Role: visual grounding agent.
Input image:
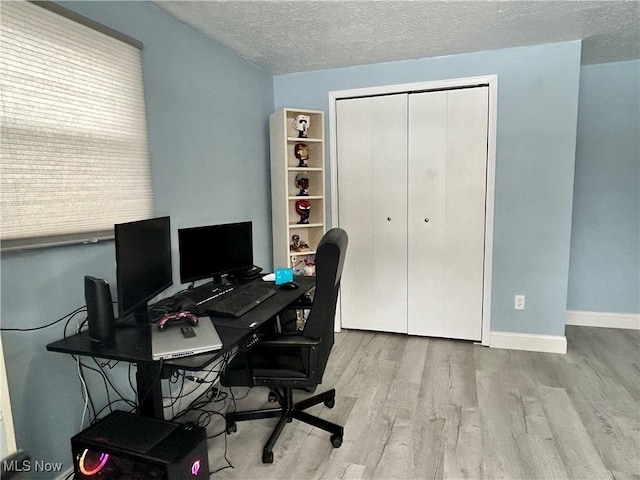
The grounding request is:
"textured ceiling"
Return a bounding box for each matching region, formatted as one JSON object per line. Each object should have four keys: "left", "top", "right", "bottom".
{"left": 155, "top": 1, "right": 640, "bottom": 75}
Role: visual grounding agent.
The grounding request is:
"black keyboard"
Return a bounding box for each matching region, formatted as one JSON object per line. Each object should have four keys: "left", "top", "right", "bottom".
{"left": 185, "top": 283, "right": 235, "bottom": 306}
{"left": 204, "top": 284, "right": 276, "bottom": 318}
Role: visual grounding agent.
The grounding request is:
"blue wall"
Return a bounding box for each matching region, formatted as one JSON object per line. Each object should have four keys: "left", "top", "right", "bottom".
{"left": 568, "top": 60, "right": 640, "bottom": 314}
{"left": 0, "top": 1, "right": 273, "bottom": 473}
{"left": 1, "top": 3, "right": 636, "bottom": 475}
{"left": 274, "top": 41, "right": 582, "bottom": 337}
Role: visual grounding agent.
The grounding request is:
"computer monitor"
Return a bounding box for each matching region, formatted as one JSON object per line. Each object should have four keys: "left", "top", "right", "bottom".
{"left": 115, "top": 216, "right": 173, "bottom": 323}
{"left": 178, "top": 221, "right": 253, "bottom": 284}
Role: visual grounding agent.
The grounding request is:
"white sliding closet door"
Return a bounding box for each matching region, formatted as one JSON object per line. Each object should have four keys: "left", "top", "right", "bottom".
{"left": 337, "top": 95, "right": 408, "bottom": 333}
{"left": 336, "top": 85, "right": 489, "bottom": 341}
{"left": 407, "top": 87, "right": 488, "bottom": 340}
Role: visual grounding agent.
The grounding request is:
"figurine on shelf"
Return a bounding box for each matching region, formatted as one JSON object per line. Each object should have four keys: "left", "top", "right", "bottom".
{"left": 290, "top": 234, "right": 309, "bottom": 252}
{"left": 294, "top": 143, "right": 309, "bottom": 167}
{"left": 303, "top": 255, "right": 316, "bottom": 276}
{"left": 296, "top": 309, "right": 308, "bottom": 331}
{"left": 291, "top": 256, "right": 305, "bottom": 276}
{"left": 295, "top": 200, "right": 311, "bottom": 224}
{"left": 290, "top": 234, "right": 300, "bottom": 251}
{"left": 293, "top": 114, "right": 310, "bottom": 138}
{"left": 295, "top": 173, "right": 309, "bottom": 196}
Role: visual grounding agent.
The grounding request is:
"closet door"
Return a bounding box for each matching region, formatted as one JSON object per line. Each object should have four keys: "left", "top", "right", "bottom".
{"left": 337, "top": 94, "right": 408, "bottom": 333}
{"left": 407, "top": 87, "right": 488, "bottom": 340}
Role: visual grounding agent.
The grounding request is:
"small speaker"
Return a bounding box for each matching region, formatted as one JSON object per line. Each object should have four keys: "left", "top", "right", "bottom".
{"left": 85, "top": 276, "right": 115, "bottom": 346}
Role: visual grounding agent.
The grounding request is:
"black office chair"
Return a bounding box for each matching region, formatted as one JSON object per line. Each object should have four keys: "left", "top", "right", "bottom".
{"left": 221, "top": 228, "right": 348, "bottom": 464}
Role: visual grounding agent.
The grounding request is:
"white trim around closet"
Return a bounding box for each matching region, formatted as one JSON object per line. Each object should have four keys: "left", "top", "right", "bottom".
{"left": 328, "top": 75, "right": 498, "bottom": 345}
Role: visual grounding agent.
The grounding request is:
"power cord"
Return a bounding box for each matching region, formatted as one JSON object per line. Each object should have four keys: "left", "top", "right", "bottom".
{"left": 75, "top": 357, "right": 137, "bottom": 425}
{"left": 1, "top": 305, "right": 86, "bottom": 332}
{"left": 77, "top": 355, "right": 90, "bottom": 430}
{"left": 173, "top": 355, "right": 236, "bottom": 477}
{"left": 169, "top": 356, "right": 228, "bottom": 421}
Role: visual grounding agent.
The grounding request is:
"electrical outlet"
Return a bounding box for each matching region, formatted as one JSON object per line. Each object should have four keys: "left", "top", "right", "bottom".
{"left": 515, "top": 295, "right": 525, "bottom": 310}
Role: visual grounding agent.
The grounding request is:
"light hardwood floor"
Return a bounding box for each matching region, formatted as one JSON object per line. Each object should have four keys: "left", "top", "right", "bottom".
{"left": 207, "top": 326, "right": 639, "bottom": 479}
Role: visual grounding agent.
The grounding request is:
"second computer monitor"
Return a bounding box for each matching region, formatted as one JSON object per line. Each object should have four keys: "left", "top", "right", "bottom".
{"left": 115, "top": 216, "right": 173, "bottom": 322}
{"left": 178, "top": 221, "right": 253, "bottom": 284}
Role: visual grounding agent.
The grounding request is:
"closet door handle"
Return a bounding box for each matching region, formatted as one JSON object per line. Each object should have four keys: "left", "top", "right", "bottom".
{"left": 424, "top": 218, "right": 430, "bottom": 223}
{"left": 387, "top": 217, "right": 392, "bottom": 221}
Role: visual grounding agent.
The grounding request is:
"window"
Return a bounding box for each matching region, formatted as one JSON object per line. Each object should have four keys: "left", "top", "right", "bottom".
{"left": 0, "top": 1, "right": 154, "bottom": 251}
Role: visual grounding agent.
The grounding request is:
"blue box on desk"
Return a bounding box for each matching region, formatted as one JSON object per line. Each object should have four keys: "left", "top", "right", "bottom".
{"left": 275, "top": 268, "right": 294, "bottom": 285}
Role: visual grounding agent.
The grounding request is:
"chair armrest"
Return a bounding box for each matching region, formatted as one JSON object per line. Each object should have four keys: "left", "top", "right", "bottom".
{"left": 252, "top": 334, "right": 323, "bottom": 385}
{"left": 258, "top": 334, "right": 321, "bottom": 348}
{"left": 287, "top": 296, "right": 313, "bottom": 309}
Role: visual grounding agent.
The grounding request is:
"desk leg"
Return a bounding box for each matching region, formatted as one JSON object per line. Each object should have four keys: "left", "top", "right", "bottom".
{"left": 135, "top": 362, "right": 164, "bottom": 419}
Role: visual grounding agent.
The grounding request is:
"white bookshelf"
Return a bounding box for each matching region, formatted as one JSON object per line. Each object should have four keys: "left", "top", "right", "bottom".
{"left": 269, "top": 108, "right": 326, "bottom": 275}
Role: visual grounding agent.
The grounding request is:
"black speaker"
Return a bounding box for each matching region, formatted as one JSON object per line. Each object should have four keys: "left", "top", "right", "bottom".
{"left": 85, "top": 276, "right": 115, "bottom": 346}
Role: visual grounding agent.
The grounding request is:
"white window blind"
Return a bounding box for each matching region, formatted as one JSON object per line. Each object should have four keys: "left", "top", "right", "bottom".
{"left": 0, "top": 1, "right": 154, "bottom": 251}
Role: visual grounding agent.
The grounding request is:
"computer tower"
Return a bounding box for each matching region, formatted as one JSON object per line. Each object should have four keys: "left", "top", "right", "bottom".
{"left": 71, "top": 411, "right": 209, "bottom": 479}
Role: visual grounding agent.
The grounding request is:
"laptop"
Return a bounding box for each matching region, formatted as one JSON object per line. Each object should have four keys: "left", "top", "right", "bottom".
{"left": 151, "top": 317, "right": 222, "bottom": 361}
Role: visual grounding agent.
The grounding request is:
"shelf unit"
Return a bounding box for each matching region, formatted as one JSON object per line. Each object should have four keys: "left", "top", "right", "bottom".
{"left": 270, "top": 108, "right": 326, "bottom": 275}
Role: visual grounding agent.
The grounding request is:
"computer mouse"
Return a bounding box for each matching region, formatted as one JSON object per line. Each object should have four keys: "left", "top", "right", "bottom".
{"left": 280, "top": 282, "right": 299, "bottom": 290}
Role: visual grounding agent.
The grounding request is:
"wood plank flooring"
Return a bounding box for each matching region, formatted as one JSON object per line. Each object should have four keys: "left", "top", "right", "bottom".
{"left": 206, "top": 326, "right": 639, "bottom": 479}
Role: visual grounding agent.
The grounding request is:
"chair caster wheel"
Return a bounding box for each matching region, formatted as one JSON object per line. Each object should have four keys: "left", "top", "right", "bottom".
{"left": 262, "top": 450, "right": 274, "bottom": 464}
{"left": 330, "top": 434, "right": 343, "bottom": 448}
{"left": 324, "top": 397, "right": 335, "bottom": 408}
{"left": 226, "top": 421, "right": 237, "bottom": 434}
{"left": 268, "top": 391, "right": 278, "bottom": 402}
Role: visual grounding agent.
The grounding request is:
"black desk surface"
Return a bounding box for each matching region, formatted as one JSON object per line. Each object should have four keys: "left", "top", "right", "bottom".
{"left": 46, "top": 276, "right": 315, "bottom": 372}
{"left": 207, "top": 276, "right": 315, "bottom": 330}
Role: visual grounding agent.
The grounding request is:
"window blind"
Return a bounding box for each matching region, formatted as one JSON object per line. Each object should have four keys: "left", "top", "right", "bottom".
{"left": 0, "top": 1, "right": 154, "bottom": 251}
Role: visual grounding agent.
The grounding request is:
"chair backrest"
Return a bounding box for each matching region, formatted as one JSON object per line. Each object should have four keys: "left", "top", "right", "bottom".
{"left": 302, "top": 228, "right": 348, "bottom": 381}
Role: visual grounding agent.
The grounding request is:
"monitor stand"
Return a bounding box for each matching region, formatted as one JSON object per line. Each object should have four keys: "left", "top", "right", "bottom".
{"left": 124, "top": 303, "right": 151, "bottom": 324}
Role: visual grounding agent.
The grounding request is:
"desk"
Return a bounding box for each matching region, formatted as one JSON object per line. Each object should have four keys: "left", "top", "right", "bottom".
{"left": 47, "top": 276, "right": 315, "bottom": 419}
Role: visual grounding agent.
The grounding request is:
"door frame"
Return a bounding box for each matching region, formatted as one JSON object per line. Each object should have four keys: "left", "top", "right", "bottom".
{"left": 328, "top": 75, "right": 498, "bottom": 346}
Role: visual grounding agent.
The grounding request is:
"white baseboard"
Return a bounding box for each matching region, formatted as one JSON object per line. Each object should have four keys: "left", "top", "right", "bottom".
{"left": 490, "top": 331, "right": 567, "bottom": 354}
{"left": 566, "top": 310, "right": 640, "bottom": 330}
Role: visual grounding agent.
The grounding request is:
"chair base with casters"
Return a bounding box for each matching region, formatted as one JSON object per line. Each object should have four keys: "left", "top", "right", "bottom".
{"left": 225, "top": 386, "right": 343, "bottom": 464}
